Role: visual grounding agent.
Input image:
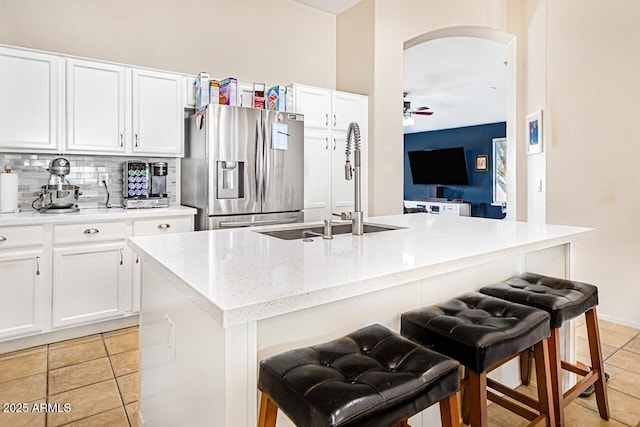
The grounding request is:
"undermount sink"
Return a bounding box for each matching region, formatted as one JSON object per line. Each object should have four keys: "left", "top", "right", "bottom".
{"left": 257, "top": 223, "right": 404, "bottom": 240}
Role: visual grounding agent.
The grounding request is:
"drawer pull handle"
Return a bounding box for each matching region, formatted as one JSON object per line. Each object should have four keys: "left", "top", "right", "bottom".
{"left": 135, "top": 133, "right": 139, "bottom": 148}
{"left": 136, "top": 254, "right": 140, "bottom": 264}
{"left": 333, "top": 114, "right": 337, "bottom": 127}
{"left": 36, "top": 256, "right": 40, "bottom": 276}
{"left": 157, "top": 223, "right": 171, "bottom": 230}
{"left": 83, "top": 228, "right": 99, "bottom": 234}
{"left": 325, "top": 113, "right": 328, "bottom": 127}
{"left": 325, "top": 137, "right": 328, "bottom": 150}
{"left": 119, "top": 248, "right": 124, "bottom": 266}
{"left": 120, "top": 133, "right": 124, "bottom": 147}
{"left": 0, "top": 236, "right": 6, "bottom": 242}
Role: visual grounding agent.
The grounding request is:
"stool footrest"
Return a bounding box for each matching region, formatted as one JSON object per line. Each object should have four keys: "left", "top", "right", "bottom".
{"left": 561, "top": 360, "right": 590, "bottom": 376}
{"left": 563, "top": 370, "right": 598, "bottom": 406}
{"left": 487, "top": 390, "right": 538, "bottom": 421}
{"left": 487, "top": 378, "right": 540, "bottom": 411}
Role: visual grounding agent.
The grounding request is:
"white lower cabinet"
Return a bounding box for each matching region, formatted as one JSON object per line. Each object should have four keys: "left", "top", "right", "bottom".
{"left": 0, "top": 250, "right": 47, "bottom": 340}
{"left": 52, "top": 241, "right": 130, "bottom": 328}
{"left": 131, "top": 216, "right": 193, "bottom": 312}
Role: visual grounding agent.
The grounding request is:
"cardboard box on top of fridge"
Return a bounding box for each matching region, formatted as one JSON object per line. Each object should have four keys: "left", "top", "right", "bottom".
{"left": 219, "top": 77, "right": 238, "bottom": 106}
{"left": 194, "top": 72, "right": 210, "bottom": 111}
{"left": 267, "top": 86, "right": 286, "bottom": 111}
{"left": 209, "top": 80, "right": 220, "bottom": 106}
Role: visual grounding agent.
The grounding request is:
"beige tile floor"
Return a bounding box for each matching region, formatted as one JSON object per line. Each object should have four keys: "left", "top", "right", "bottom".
{"left": 477, "top": 317, "right": 640, "bottom": 427}
{"left": 0, "top": 327, "right": 139, "bottom": 427}
{"left": 1, "top": 319, "right": 639, "bottom": 426}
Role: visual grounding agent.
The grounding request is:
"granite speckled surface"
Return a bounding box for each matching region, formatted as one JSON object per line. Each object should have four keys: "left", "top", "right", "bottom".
{"left": 128, "top": 214, "right": 594, "bottom": 327}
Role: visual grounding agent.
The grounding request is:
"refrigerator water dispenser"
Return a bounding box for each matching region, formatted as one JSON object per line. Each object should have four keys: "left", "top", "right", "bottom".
{"left": 217, "top": 161, "right": 244, "bottom": 199}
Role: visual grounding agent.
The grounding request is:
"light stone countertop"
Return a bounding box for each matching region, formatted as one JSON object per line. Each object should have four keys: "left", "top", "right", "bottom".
{"left": 0, "top": 205, "right": 196, "bottom": 226}
{"left": 128, "top": 214, "right": 594, "bottom": 327}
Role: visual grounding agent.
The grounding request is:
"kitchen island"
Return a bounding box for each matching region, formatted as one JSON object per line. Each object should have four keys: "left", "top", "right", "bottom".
{"left": 128, "top": 213, "right": 594, "bottom": 427}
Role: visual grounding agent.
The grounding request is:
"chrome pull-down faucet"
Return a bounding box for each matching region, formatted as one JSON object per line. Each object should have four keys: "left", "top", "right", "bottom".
{"left": 343, "top": 122, "right": 363, "bottom": 235}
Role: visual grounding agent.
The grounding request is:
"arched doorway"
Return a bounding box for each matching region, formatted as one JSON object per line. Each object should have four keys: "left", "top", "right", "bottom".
{"left": 403, "top": 27, "right": 518, "bottom": 220}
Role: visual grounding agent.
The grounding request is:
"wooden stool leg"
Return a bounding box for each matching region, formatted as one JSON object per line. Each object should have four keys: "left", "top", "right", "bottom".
{"left": 439, "top": 393, "right": 461, "bottom": 427}
{"left": 520, "top": 348, "right": 533, "bottom": 385}
{"left": 257, "top": 393, "right": 278, "bottom": 427}
{"left": 533, "top": 338, "right": 556, "bottom": 427}
{"left": 461, "top": 369, "right": 471, "bottom": 425}
{"left": 467, "top": 370, "right": 488, "bottom": 427}
{"left": 548, "top": 328, "right": 564, "bottom": 427}
{"left": 585, "top": 308, "right": 610, "bottom": 420}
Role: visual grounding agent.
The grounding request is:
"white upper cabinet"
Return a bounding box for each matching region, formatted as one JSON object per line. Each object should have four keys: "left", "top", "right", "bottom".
{"left": 132, "top": 69, "right": 184, "bottom": 156}
{"left": 331, "top": 91, "right": 366, "bottom": 132}
{"left": 0, "top": 46, "right": 60, "bottom": 152}
{"left": 66, "top": 59, "right": 129, "bottom": 153}
{"left": 291, "top": 85, "right": 332, "bottom": 131}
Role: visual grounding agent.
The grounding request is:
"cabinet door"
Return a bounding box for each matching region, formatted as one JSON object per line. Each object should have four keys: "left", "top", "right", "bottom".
{"left": 0, "top": 47, "right": 59, "bottom": 152}
{"left": 331, "top": 91, "right": 366, "bottom": 132}
{"left": 0, "top": 250, "right": 46, "bottom": 340}
{"left": 132, "top": 69, "right": 184, "bottom": 156}
{"left": 130, "top": 216, "right": 194, "bottom": 313}
{"left": 52, "top": 242, "right": 130, "bottom": 328}
{"left": 331, "top": 132, "right": 356, "bottom": 215}
{"left": 66, "top": 59, "right": 128, "bottom": 153}
{"left": 293, "top": 85, "right": 331, "bottom": 131}
{"left": 303, "top": 133, "right": 332, "bottom": 221}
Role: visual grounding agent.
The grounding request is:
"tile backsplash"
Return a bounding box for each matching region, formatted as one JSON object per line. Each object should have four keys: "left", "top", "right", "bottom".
{"left": 0, "top": 154, "right": 177, "bottom": 211}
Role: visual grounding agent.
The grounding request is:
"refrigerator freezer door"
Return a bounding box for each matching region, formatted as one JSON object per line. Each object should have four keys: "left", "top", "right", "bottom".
{"left": 206, "top": 105, "right": 262, "bottom": 215}
{"left": 207, "top": 211, "right": 303, "bottom": 229}
{"left": 262, "top": 111, "right": 304, "bottom": 214}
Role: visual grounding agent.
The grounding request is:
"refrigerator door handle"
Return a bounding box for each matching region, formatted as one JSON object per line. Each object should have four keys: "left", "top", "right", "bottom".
{"left": 255, "top": 119, "right": 261, "bottom": 198}
{"left": 219, "top": 217, "right": 300, "bottom": 228}
{"left": 262, "top": 118, "right": 268, "bottom": 201}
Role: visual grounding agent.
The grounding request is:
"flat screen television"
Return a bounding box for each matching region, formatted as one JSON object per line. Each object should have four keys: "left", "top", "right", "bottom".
{"left": 408, "top": 147, "right": 470, "bottom": 185}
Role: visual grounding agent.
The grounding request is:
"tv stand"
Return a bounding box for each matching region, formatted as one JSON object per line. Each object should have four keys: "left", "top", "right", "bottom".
{"left": 404, "top": 200, "right": 471, "bottom": 217}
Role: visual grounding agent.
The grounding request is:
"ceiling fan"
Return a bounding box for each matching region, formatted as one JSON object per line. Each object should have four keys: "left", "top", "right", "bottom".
{"left": 403, "top": 92, "right": 433, "bottom": 116}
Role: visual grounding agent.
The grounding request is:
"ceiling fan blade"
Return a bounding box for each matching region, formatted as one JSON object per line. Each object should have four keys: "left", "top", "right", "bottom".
{"left": 415, "top": 106, "right": 431, "bottom": 111}
{"left": 413, "top": 111, "right": 434, "bottom": 116}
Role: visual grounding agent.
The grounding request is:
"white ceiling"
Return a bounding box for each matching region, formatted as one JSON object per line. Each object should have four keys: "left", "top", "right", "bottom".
{"left": 403, "top": 37, "right": 507, "bottom": 134}
{"left": 292, "top": 0, "right": 362, "bottom": 14}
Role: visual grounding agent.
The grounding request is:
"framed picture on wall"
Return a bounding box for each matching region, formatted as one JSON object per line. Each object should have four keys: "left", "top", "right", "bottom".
{"left": 475, "top": 154, "right": 489, "bottom": 171}
{"left": 526, "top": 110, "right": 543, "bottom": 154}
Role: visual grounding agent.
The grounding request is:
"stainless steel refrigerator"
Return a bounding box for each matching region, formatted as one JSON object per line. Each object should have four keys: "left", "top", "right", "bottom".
{"left": 181, "top": 104, "right": 304, "bottom": 230}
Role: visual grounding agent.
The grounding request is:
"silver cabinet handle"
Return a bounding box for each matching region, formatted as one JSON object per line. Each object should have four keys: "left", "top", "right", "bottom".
{"left": 157, "top": 223, "right": 171, "bottom": 230}
{"left": 135, "top": 133, "right": 139, "bottom": 147}
{"left": 333, "top": 114, "right": 337, "bottom": 127}
{"left": 325, "top": 113, "right": 329, "bottom": 127}
{"left": 325, "top": 137, "right": 329, "bottom": 150}
{"left": 36, "top": 256, "right": 40, "bottom": 276}
{"left": 119, "top": 248, "right": 124, "bottom": 266}
{"left": 333, "top": 138, "right": 336, "bottom": 150}
{"left": 120, "top": 133, "right": 124, "bottom": 147}
{"left": 83, "top": 228, "right": 99, "bottom": 234}
{"left": 0, "top": 236, "right": 6, "bottom": 242}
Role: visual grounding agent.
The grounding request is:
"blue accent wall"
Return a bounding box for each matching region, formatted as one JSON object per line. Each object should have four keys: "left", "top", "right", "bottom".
{"left": 404, "top": 122, "right": 506, "bottom": 219}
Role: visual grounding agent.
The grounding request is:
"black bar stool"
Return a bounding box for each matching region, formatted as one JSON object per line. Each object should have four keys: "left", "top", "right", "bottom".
{"left": 479, "top": 272, "right": 609, "bottom": 426}
{"left": 401, "top": 292, "right": 555, "bottom": 427}
{"left": 257, "top": 324, "right": 461, "bottom": 427}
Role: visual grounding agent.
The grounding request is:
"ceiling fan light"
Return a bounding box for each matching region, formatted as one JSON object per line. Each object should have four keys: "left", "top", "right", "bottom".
{"left": 403, "top": 114, "right": 415, "bottom": 126}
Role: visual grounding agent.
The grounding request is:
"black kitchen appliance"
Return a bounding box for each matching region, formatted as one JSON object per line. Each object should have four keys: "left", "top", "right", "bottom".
{"left": 123, "top": 160, "right": 169, "bottom": 209}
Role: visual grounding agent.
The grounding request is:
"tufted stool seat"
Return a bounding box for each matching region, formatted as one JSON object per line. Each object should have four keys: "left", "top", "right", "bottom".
{"left": 257, "top": 324, "right": 461, "bottom": 427}
{"left": 401, "top": 292, "right": 555, "bottom": 427}
{"left": 480, "top": 272, "right": 610, "bottom": 426}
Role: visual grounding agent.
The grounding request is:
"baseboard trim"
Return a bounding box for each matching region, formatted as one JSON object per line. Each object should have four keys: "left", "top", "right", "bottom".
{"left": 598, "top": 312, "right": 640, "bottom": 330}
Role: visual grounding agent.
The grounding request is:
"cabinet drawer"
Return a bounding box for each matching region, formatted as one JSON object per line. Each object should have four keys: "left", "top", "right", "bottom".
{"left": 54, "top": 222, "right": 126, "bottom": 245}
{"left": 133, "top": 216, "right": 192, "bottom": 236}
{"left": 0, "top": 226, "right": 44, "bottom": 249}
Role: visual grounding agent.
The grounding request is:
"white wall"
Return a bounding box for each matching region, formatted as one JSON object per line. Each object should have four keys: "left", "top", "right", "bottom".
{"left": 545, "top": 0, "right": 640, "bottom": 325}
{"left": 0, "top": 0, "right": 336, "bottom": 89}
